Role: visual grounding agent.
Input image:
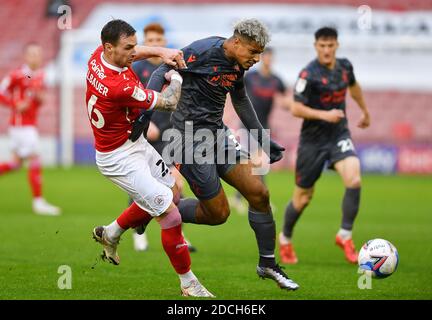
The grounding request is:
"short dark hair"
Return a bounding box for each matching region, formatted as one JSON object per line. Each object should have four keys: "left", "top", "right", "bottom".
{"left": 315, "top": 27, "right": 338, "bottom": 41}
{"left": 101, "top": 19, "right": 136, "bottom": 45}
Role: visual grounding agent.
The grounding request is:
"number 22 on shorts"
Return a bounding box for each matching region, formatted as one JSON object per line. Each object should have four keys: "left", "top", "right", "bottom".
{"left": 337, "top": 138, "right": 355, "bottom": 153}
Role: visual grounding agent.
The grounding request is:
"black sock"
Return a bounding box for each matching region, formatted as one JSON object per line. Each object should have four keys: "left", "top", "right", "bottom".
{"left": 248, "top": 208, "right": 276, "bottom": 267}
{"left": 259, "top": 256, "right": 276, "bottom": 268}
{"left": 177, "top": 198, "right": 199, "bottom": 223}
{"left": 341, "top": 187, "right": 361, "bottom": 230}
{"left": 282, "top": 201, "right": 301, "bottom": 239}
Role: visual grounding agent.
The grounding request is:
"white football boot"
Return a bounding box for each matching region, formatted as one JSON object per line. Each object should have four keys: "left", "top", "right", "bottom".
{"left": 32, "top": 198, "right": 61, "bottom": 216}
{"left": 133, "top": 232, "right": 149, "bottom": 251}
{"left": 256, "top": 264, "right": 300, "bottom": 290}
{"left": 181, "top": 280, "right": 215, "bottom": 298}
{"left": 92, "top": 226, "right": 120, "bottom": 265}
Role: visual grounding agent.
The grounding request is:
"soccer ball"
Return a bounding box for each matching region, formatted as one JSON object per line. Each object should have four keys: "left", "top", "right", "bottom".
{"left": 358, "top": 238, "right": 399, "bottom": 278}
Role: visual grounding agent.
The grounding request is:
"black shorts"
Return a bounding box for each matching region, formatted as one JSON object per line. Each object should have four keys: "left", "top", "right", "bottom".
{"left": 173, "top": 127, "right": 249, "bottom": 200}
{"left": 295, "top": 133, "right": 358, "bottom": 189}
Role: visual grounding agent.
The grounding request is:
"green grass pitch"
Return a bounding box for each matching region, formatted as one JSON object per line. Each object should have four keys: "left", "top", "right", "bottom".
{"left": 0, "top": 166, "right": 431, "bottom": 299}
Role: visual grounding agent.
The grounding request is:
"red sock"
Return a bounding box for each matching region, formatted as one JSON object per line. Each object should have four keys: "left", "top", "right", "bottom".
{"left": 0, "top": 161, "right": 19, "bottom": 175}
{"left": 116, "top": 202, "right": 153, "bottom": 229}
{"left": 161, "top": 224, "right": 191, "bottom": 274}
{"left": 28, "top": 160, "right": 42, "bottom": 198}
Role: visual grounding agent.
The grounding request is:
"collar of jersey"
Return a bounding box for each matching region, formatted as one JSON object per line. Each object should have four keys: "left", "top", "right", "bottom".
{"left": 21, "top": 64, "right": 37, "bottom": 77}
{"left": 100, "top": 52, "right": 128, "bottom": 74}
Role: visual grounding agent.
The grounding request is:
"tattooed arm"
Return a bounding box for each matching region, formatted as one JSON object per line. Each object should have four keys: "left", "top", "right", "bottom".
{"left": 153, "top": 70, "right": 183, "bottom": 112}
{"left": 128, "top": 69, "right": 182, "bottom": 142}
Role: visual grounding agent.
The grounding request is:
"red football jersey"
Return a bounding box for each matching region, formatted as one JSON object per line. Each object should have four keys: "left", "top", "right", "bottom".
{"left": 86, "top": 46, "right": 158, "bottom": 152}
{"left": 0, "top": 65, "right": 45, "bottom": 126}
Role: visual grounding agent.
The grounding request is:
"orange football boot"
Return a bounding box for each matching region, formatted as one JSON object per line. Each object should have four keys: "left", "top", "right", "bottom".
{"left": 279, "top": 242, "right": 298, "bottom": 264}
{"left": 335, "top": 235, "right": 358, "bottom": 264}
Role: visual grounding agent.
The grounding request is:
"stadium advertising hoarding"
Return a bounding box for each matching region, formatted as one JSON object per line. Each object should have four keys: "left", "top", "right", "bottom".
{"left": 357, "top": 145, "right": 398, "bottom": 174}
{"left": 284, "top": 144, "right": 432, "bottom": 174}
{"left": 398, "top": 145, "right": 432, "bottom": 174}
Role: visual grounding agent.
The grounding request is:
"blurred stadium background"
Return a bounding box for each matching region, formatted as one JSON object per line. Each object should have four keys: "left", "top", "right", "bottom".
{"left": 0, "top": 0, "right": 431, "bottom": 173}
{"left": 0, "top": 0, "right": 431, "bottom": 300}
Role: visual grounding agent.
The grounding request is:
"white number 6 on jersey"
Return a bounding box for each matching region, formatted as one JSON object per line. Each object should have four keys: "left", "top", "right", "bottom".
{"left": 87, "top": 94, "right": 105, "bottom": 129}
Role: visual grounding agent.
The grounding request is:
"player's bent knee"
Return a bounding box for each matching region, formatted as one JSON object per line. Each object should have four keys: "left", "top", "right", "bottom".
{"left": 172, "top": 191, "right": 181, "bottom": 205}
{"left": 346, "top": 176, "right": 361, "bottom": 189}
{"left": 212, "top": 212, "right": 230, "bottom": 225}
{"left": 158, "top": 205, "right": 182, "bottom": 229}
{"left": 206, "top": 205, "right": 230, "bottom": 225}
{"left": 296, "top": 192, "right": 313, "bottom": 211}
{"left": 246, "top": 185, "right": 270, "bottom": 210}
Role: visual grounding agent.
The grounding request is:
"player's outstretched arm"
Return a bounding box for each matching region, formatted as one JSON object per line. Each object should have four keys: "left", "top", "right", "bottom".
{"left": 147, "top": 64, "right": 173, "bottom": 92}
{"left": 134, "top": 46, "right": 186, "bottom": 69}
{"left": 128, "top": 64, "right": 176, "bottom": 142}
{"left": 231, "top": 87, "right": 265, "bottom": 133}
{"left": 153, "top": 70, "right": 182, "bottom": 112}
{"left": 231, "top": 87, "right": 285, "bottom": 163}
{"left": 349, "top": 82, "right": 370, "bottom": 129}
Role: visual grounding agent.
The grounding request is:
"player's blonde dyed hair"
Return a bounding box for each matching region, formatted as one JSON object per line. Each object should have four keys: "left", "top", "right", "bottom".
{"left": 233, "top": 18, "right": 271, "bottom": 48}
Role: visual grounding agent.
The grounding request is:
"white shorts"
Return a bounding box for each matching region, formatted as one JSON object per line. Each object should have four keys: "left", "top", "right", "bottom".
{"left": 96, "top": 135, "right": 175, "bottom": 217}
{"left": 8, "top": 126, "right": 40, "bottom": 158}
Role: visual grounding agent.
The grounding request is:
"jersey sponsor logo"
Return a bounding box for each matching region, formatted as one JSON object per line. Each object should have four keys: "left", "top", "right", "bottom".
{"left": 253, "top": 87, "right": 276, "bottom": 98}
{"left": 320, "top": 88, "right": 347, "bottom": 105}
{"left": 86, "top": 70, "right": 109, "bottom": 97}
{"left": 295, "top": 78, "right": 307, "bottom": 93}
{"left": 90, "top": 59, "right": 106, "bottom": 80}
{"left": 207, "top": 73, "right": 238, "bottom": 88}
{"left": 131, "top": 86, "right": 147, "bottom": 101}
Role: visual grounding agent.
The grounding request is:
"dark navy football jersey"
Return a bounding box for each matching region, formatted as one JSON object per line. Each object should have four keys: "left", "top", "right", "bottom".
{"left": 244, "top": 70, "right": 286, "bottom": 129}
{"left": 293, "top": 58, "right": 356, "bottom": 143}
{"left": 132, "top": 59, "right": 171, "bottom": 154}
{"left": 132, "top": 59, "right": 160, "bottom": 87}
{"left": 171, "top": 36, "right": 246, "bottom": 131}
